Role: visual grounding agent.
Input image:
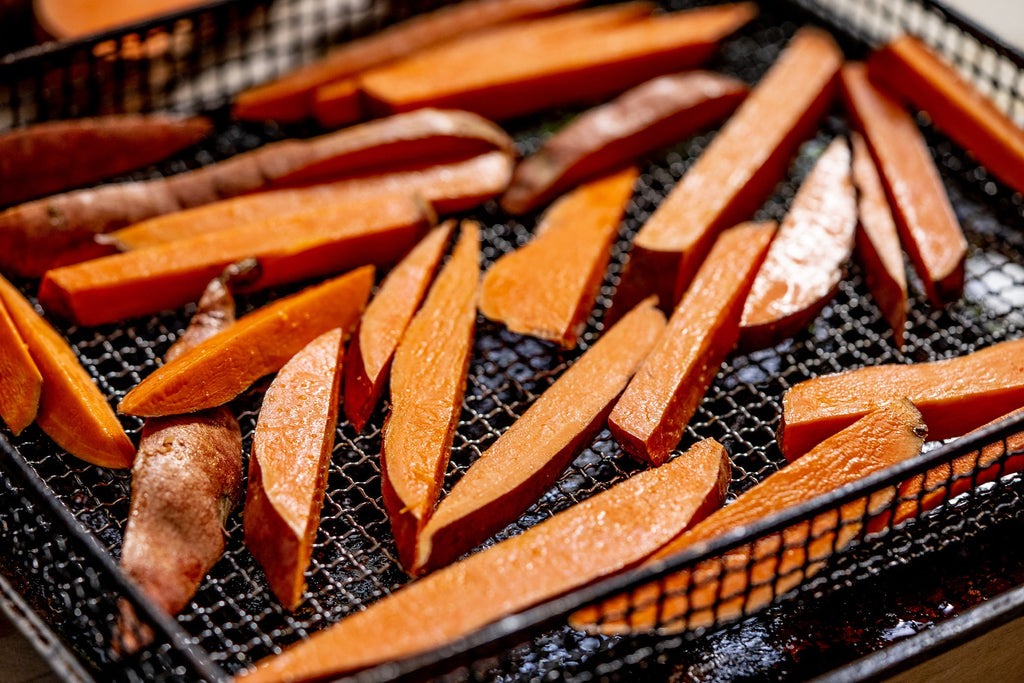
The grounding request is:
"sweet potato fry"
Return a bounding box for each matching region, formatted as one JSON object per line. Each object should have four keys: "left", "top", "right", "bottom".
{"left": 118, "top": 266, "right": 373, "bottom": 417}
{"left": 851, "top": 132, "right": 908, "bottom": 346}
{"left": 778, "top": 338, "right": 1024, "bottom": 461}
{"left": 358, "top": 3, "right": 757, "bottom": 121}
{"left": 100, "top": 151, "right": 511, "bottom": 252}
{"left": 0, "top": 114, "right": 212, "bottom": 206}
{"left": 311, "top": 79, "right": 364, "bottom": 129}
{"left": 236, "top": 438, "right": 730, "bottom": 683}
{"left": 609, "top": 27, "right": 842, "bottom": 318}
{"left": 572, "top": 399, "right": 926, "bottom": 635}
{"left": 501, "top": 71, "right": 747, "bottom": 214}
{"left": 245, "top": 328, "right": 344, "bottom": 610}
{"left": 344, "top": 222, "right": 455, "bottom": 434}
{"left": 739, "top": 137, "right": 856, "bottom": 349}
{"left": 0, "top": 275, "right": 133, "bottom": 468}
{"left": 233, "top": 0, "right": 590, "bottom": 122}
{"left": 480, "top": 167, "right": 637, "bottom": 348}
{"left": 0, "top": 109, "right": 509, "bottom": 277}
{"left": 868, "top": 34, "right": 1024, "bottom": 197}
{"left": 840, "top": 62, "right": 967, "bottom": 306}
{"left": 414, "top": 296, "right": 666, "bottom": 574}
{"left": 0, "top": 297, "right": 42, "bottom": 435}
{"left": 33, "top": 0, "right": 207, "bottom": 39}
{"left": 39, "top": 194, "right": 429, "bottom": 326}
{"left": 610, "top": 222, "right": 774, "bottom": 466}
{"left": 382, "top": 221, "right": 479, "bottom": 570}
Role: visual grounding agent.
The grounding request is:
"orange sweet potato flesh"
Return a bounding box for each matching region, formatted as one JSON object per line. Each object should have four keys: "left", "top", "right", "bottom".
{"left": 382, "top": 221, "right": 479, "bottom": 571}
{"left": 414, "top": 296, "right": 667, "bottom": 575}
{"left": 480, "top": 167, "right": 637, "bottom": 348}
{"left": 0, "top": 297, "right": 42, "bottom": 435}
{"left": 840, "top": 62, "right": 966, "bottom": 307}
{"left": 100, "top": 151, "right": 511, "bottom": 252}
{"left": 359, "top": 3, "right": 757, "bottom": 121}
{"left": 233, "top": 0, "right": 589, "bottom": 122}
{"left": 118, "top": 266, "right": 372, "bottom": 417}
{"left": 344, "top": 221, "right": 454, "bottom": 434}
{"left": 868, "top": 34, "right": 1024, "bottom": 197}
{"left": 245, "top": 328, "right": 344, "bottom": 610}
{"left": 236, "top": 438, "right": 730, "bottom": 683}
{"left": 571, "top": 399, "right": 926, "bottom": 635}
{"left": 609, "top": 27, "right": 842, "bottom": 319}
{"left": 739, "top": 137, "right": 856, "bottom": 349}
{"left": 0, "top": 108, "right": 509, "bottom": 277}
{"left": 0, "top": 114, "right": 212, "bottom": 206}
{"left": 33, "top": 0, "right": 206, "bottom": 39}
{"left": 39, "top": 194, "right": 429, "bottom": 326}
{"left": 501, "top": 71, "right": 747, "bottom": 215}
{"left": 610, "top": 221, "right": 775, "bottom": 466}
{"left": 0, "top": 275, "right": 134, "bottom": 468}
{"left": 778, "top": 338, "right": 1024, "bottom": 461}
{"left": 311, "top": 79, "right": 364, "bottom": 129}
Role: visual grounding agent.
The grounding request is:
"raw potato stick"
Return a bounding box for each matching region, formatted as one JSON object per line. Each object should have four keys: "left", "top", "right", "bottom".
{"left": 233, "top": 0, "right": 590, "bottom": 122}
{"left": 0, "top": 114, "right": 212, "bottom": 206}
{"left": 0, "top": 297, "right": 42, "bottom": 435}
{"left": 118, "top": 266, "right": 373, "bottom": 417}
{"left": 778, "top": 338, "right": 1024, "bottom": 461}
{"left": 868, "top": 34, "right": 1024, "bottom": 197}
{"left": 0, "top": 275, "right": 134, "bottom": 468}
{"left": 501, "top": 71, "right": 747, "bottom": 214}
{"left": 480, "top": 167, "right": 637, "bottom": 348}
{"left": 850, "top": 132, "right": 908, "bottom": 346}
{"left": 101, "top": 151, "right": 511, "bottom": 251}
{"left": 40, "top": 194, "right": 430, "bottom": 327}
{"left": 572, "top": 399, "right": 926, "bottom": 635}
{"left": 739, "top": 137, "right": 857, "bottom": 349}
{"left": 610, "top": 27, "right": 842, "bottom": 318}
{"left": 357, "top": 3, "right": 757, "bottom": 121}
{"left": 610, "top": 221, "right": 775, "bottom": 466}
{"left": 414, "top": 297, "right": 667, "bottom": 574}
{"left": 245, "top": 328, "right": 344, "bottom": 610}
{"left": 840, "top": 62, "right": 967, "bottom": 306}
{"left": 236, "top": 439, "right": 731, "bottom": 683}
{"left": 0, "top": 108, "right": 509, "bottom": 277}
{"left": 344, "top": 221, "right": 455, "bottom": 433}
{"left": 383, "top": 222, "right": 479, "bottom": 571}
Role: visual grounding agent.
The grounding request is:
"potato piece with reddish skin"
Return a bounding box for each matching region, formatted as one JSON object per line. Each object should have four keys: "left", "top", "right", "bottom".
{"left": 0, "top": 297, "right": 41, "bottom": 435}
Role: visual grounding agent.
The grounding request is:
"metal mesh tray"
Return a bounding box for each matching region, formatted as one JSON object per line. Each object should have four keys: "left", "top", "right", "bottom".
{"left": 2, "top": 0, "right": 1024, "bottom": 680}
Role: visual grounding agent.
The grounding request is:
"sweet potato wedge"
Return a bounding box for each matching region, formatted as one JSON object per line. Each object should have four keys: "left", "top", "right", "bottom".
{"left": 501, "top": 71, "right": 747, "bottom": 214}
{"left": 609, "top": 27, "right": 842, "bottom": 318}
{"left": 0, "top": 297, "right": 42, "bottom": 435}
{"left": 609, "top": 221, "right": 775, "bottom": 466}
{"left": 233, "top": 0, "right": 590, "bottom": 122}
{"left": 851, "top": 132, "right": 908, "bottom": 346}
{"left": 236, "top": 438, "right": 730, "bottom": 683}
{"left": 572, "top": 398, "right": 926, "bottom": 635}
{"left": 118, "top": 266, "right": 373, "bottom": 417}
{"left": 245, "top": 328, "right": 344, "bottom": 610}
{"left": 0, "top": 275, "right": 134, "bottom": 468}
{"left": 0, "top": 114, "right": 212, "bottom": 206}
{"left": 840, "top": 62, "right": 967, "bottom": 307}
{"left": 480, "top": 167, "right": 637, "bottom": 348}
{"left": 382, "top": 221, "right": 479, "bottom": 571}
{"left": 33, "top": 0, "right": 206, "bottom": 39}
{"left": 738, "top": 137, "right": 856, "bottom": 349}
{"left": 100, "top": 151, "right": 511, "bottom": 252}
{"left": 311, "top": 79, "right": 363, "bottom": 129}
{"left": 344, "top": 222, "right": 455, "bottom": 433}
{"left": 358, "top": 3, "right": 757, "bottom": 121}
{"left": 868, "top": 34, "right": 1024, "bottom": 197}
{"left": 39, "top": 194, "right": 429, "bottom": 326}
{"left": 414, "top": 296, "right": 666, "bottom": 574}
{"left": 778, "top": 338, "right": 1024, "bottom": 461}
{"left": 0, "top": 108, "right": 509, "bottom": 277}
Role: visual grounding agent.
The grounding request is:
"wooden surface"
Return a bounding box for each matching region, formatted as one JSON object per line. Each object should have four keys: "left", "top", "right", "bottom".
{"left": 0, "top": 612, "right": 61, "bottom": 683}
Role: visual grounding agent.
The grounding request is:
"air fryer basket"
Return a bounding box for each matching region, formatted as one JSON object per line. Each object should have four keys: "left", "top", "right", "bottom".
{"left": 1, "top": 0, "right": 1024, "bottom": 681}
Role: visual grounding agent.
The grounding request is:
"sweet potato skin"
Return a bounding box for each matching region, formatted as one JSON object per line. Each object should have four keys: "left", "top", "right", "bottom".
{"left": 382, "top": 221, "right": 479, "bottom": 571}
{"left": 236, "top": 438, "right": 730, "bottom": 683}
{"left": 0, "top": 297, "right": 42, "bottom": 436}
{"left": 414, "top": 296, "right": 667, "bottom": 574}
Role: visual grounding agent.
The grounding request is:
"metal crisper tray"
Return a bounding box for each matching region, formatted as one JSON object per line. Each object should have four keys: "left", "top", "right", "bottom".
{"left": 2, "top": 0, "right": 1024, "bottom": 680}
